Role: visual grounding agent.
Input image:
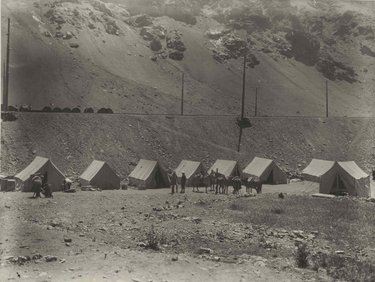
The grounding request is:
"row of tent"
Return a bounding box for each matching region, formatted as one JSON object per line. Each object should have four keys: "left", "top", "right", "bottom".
{"left": 2, "top": 156, "right": 371, "bottom": 197}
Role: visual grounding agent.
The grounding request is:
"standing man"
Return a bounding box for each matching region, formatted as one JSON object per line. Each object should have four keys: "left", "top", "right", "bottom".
{"left": 170, "top": 171, "right": 178, "bottom": 194}
{"left": 180, "top": 172, "right": 187, "bottom": 194}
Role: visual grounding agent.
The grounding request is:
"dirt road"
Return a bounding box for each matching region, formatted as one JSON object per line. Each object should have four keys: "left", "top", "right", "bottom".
{"left": 0, "top": 188, "right": 324, "bottom": 282}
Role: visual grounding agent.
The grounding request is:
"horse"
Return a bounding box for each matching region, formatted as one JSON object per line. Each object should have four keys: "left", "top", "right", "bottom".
{"left": 215, "top": 172, "right": 227, "bottom": 194}
{"left": 244, "top": 176, "right": 263, "bottom": 194}
{"left": 31, "top": 175, "right": 43, "bottom": 198}
{"left": 230, "top": 176, "right": 242, "bottom": 195}
{"left": 191, "top": 172, "right": 210, "bottom": 193}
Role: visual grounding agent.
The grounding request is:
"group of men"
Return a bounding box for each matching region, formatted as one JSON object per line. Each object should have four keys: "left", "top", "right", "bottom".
{"left": 169, "top": 171, "right": 186, "bottom": 194}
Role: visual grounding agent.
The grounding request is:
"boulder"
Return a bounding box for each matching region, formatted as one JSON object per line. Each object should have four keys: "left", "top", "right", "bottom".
{"left": 198, "top": 247, "right": 213, "bottom": 254}
{"left": 69, "top": 43, "right": 79, "bottom": 48}
{"left": 168, "top": 51, "right": 184, "bottom": 61}
{"left": 125, "top": 14, "right": 152, "bottom": 27}
{"left": 166, "top": 32, "right": 186, "bottom": 52}
{"left": 150, "top": 39, "right": 162, "bottom": 51}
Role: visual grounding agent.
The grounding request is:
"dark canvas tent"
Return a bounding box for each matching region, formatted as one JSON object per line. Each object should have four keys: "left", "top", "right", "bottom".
{"left": 128, "top": 159, "right": 170, "bottom": 189}
{"left": 208, "top": 160, "right": 241, "bottom": 177}
{"left": 79, "top": 160, "right": 120, "bottom": 190}
{"left": 15, "top": 156, "right": 65, "bottom": 192}
{"left": 243, "top": 157, "right": 288, "bottom": 184}
{"left": 174, "top": 160, "right": 205, "bottom": 186}
{"left": 302, "top": 159, "right": 335, "bottom": 182}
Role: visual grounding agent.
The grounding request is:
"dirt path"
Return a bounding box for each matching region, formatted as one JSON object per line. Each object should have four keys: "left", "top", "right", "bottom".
{"left": 0, "top": 190, "right": 316, "bottom": 282}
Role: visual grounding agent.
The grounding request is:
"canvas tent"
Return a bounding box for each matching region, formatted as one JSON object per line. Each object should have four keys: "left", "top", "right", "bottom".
{"left": 79, "top": 160, "right": 120, "bottom": 190}
{"left": 128, "top": 159, "right": 170, "bottom": 189}
{"left": 320, "top": 161, "right": 370, "bottom": 197}
{"left": 174, "top": 160, "right": 205, "bottom": 186}
{"left": 208, "top": 160, "right": 241, "bottom": 177}
{"left": 303, "top": 159, "right": 370, "bottom": 197}
{"left": 243, "top": 157, "right": 288, "bottom": 184}
{"left": 15, "top": 156, "right": 65, "bottom": 192}
{"left": 302, "top": 159, "right": 336, "bottom": 182}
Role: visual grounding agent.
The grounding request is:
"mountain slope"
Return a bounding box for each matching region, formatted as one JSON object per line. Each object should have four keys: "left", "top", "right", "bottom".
{"left": 2, "top": 0, "right": 375, "bottom": 116}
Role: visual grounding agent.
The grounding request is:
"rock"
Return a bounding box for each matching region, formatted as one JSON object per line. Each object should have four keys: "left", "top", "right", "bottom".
{"left": 192, "top": 217, "right": 202, "bottom": 224}
{"left": 137, "top": 242, "right": 147, "bottom": 248}
{"left": 64, "top": 238, "right": 72, "bottom": 243}
{"left": 151, "top": 56, "right": 158, "bottom": 62}
{"left": 169, "top": 51, "right": 184, "bottom": 61}
{"left": 69, "top": 43, "right": 79, "bottom": 48}
{"left": 222, "top": 34, "right": 247, "bottom": 58}
{"left": 63, "top": 32, "right": 73, "bottom": 40}
{"left": 32, "top": 254, "right": 43, "bottom": 260}
{"left": 150, "top": 39, "right": 162, "bottom": 51}
{"left": 166, "top": 32, "right": 186, "bottom": 52}
{"left": 55, "top": 31, "right": 64, "bottom": 38}
{"left": 198, "top": 247, "right": 213, "bottom": 254}
{"left": 45, "top": 255, "right": 57, "bottom": 262}
{"left": 125, "top": 14, "right": 152, "bottom": 27}
{"left": 171, "top": 256, "right": 178, "bottom": 261}
{"left": 335, "top": 250, "right": 345, "bottom": 255}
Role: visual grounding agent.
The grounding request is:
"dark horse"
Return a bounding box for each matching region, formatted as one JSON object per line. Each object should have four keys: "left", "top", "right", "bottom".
{"left": 191, "top": 172, "right": 210, "bottom": 193}
{"left": 244, "top": 176, "right": 263, "bottom": 194}
{"left": 215, "top": 172, "right": 227, "bottom": 194}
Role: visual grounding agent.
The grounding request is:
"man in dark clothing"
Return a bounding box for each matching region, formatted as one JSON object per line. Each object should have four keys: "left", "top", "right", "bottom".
{"left": 180, "top": 172, "right": 187, "bottom": 193}
{"left": 31, "top": 174, "right": 43, "bottom": 198}
{"left": 170, "top": 171, "right": 178, "bottom": 194}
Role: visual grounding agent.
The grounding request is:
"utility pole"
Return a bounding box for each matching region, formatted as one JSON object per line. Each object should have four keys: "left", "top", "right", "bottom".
{"left": 180, "top": 72, "right": 184, "bottom": 115}
{"left": 254, "top": 87, "right": 258, "bottom": 117}
{"left": 241, "top": 51, "right": 247, "bottom": 119}
{"left": 325, "top": 80, "right": 328, "bottom": 118}
{"left": 237, "top": 51, "right": 247, "bottom": 152}
{"left": 3, "top": 18, "right": 10, "bottom": 111}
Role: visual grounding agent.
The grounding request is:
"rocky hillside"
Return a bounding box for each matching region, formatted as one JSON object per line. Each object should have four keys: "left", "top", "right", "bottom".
{"left": 1, "top": 113, "right": 374, "bottom": 181}
{"left": 2, "top": 0, "right": 375, "bottom": 116}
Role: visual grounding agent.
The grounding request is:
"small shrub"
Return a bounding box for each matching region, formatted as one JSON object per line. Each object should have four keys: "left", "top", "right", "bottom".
{"left": 62, "top": 107, "right": 71, "bottom": 113}
{"left": 53, "top": 107, "right": 62, "bottom": 112}
{"left": 295, "top": 243, "right": 309, "bottom": 268}
{"left": 270, "top": 207, "right": 284, "bottom": 214}
{"left": 71, "top": 107, "right": 81, "bottom": 113}
{"left": 229, "top": 202, "right": 242, "bottom": 210}
{"left": 145, "top": 225, "right": 165, "bottom": 251}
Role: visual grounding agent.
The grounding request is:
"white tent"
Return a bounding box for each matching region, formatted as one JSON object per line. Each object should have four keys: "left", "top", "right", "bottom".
{"left": 208, "top": 160, "right": 241, "bottom": 177}
{"left": 128, "top": 159, "right": 170, "bottom": 189}
{"left": 15, "top": 156, "right": 65, "bottom": 192}
{"left": 243, "top": 157, "right": 287, "bottom": 184}
{"left": 79, "top": 160, "right": 120, "bottom": 190}
{"left": 174, "top": 160, "right": 204, "bottom": 186}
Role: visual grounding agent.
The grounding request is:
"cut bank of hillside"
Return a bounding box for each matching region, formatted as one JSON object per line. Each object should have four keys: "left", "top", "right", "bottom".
{"left": 1, "top": 113, "right": 374, "bottom": 180}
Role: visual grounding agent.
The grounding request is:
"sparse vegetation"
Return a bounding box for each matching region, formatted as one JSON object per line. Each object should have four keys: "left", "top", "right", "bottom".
{"left": 295, "top": 243, "right": 309, "bottom": 268}
{"left": 145, "top": 224, "right": 166, "bottom": 251}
